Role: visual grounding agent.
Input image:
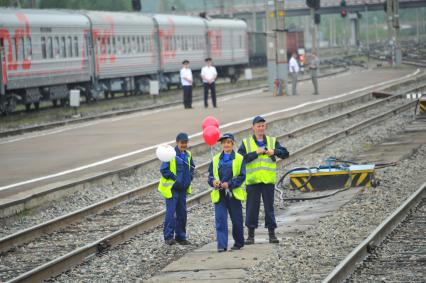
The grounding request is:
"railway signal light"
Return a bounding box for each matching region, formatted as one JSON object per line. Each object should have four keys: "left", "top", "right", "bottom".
{"left": 340, "top": 0, "right": 347, "bottom": 18}
{"left": 131, "top": 0, "right": 142, "bottom": 11}
{"left": 306, "top": 0, "right": 320, "bottom": 10}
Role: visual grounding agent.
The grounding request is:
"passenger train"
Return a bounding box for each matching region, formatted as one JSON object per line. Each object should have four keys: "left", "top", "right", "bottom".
{"left": 0, "top": 8, "right": 248, "bottom": 113}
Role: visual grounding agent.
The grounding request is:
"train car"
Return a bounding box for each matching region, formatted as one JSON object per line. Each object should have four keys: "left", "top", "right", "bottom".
{"left": 205, "top": 18, "right": 248, "bottom": 82}
{"left": 84, "top": 11, "right": 157, "bottom": 97}
{"left": 152, "top": 14, "right": 207, "bottom": 89}
{"left": 0, "top": 8, "right": 91, "bottom": 112}
{"left": 248, "top": 29, "right": 305, "bottom": 66}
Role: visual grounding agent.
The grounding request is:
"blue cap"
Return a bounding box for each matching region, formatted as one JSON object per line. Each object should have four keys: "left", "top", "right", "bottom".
{"left": 252, "top": 116, "right": 266, "bottom": 125}
{"left": 176, "top": 132, "right": 189, "bottom": 142}
{"left": 219, "top": 133, "right": 235, "bottom": 142}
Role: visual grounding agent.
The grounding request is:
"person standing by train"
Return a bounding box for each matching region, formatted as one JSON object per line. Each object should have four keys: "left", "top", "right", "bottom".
{"left": 201, "top": 58, "right": 218, "bottom": 108}
{"left": 158, "top": 133, "right": 195, "bottom": 245}
{"left": 180, "top": 60, "right": 193, "bottom": 109}
{"left": 238, "top": 116, "right": 289, "bottom": 245}
{"left": 208, "top": 133, "right": 246, "bottom": 252}
{"left": 309, "top": 52, "right": 320, "bottom": 95}
{"left": 289, "top": 53, "right": 300, "bottom": 96}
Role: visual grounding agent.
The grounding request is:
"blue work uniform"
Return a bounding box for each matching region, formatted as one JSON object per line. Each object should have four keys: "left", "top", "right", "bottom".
{"left": 238, "top": 135, "right": 289, "bottom": 229}
{"left": 208, "top": 151, "right": 246, "bottom": 250}
{"left": 160, "top": 147, "right": 195, "bottom": 241}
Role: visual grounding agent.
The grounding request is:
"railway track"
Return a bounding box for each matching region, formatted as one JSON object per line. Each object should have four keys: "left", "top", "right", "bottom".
{"left": 323, "top": 182, "right": 426, "bottom": 283}
{"left": 0, "top": 66, "right": 348, "bottom": 138}
{"left": 0, "top": 87, "right": 421, "bottom": 282}
{"left": 0, "top": 80, "right": 268, "bottom": 138}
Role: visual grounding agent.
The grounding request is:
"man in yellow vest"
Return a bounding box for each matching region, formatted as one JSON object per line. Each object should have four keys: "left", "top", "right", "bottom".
{"left": 238, "top": 116, "right": 289, "bottom": 244}
{"left": 158, "top": 133, "right": 195, "bottom": 245}
{"left": 208, "top": 133, "right": 246, "bottom": 252}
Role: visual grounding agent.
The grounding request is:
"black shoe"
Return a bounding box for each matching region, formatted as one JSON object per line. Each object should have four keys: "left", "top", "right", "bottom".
{"left": 245, "top": 228, "right": 255, "bottom": 245}
{"left": 213, "top": 105, "right": 217, "bottom": 108}
{"left": 165, "top": 239, "right": 177, "bottom": 245}
{"left": 176, "top": 239, "right": 191, "bottom": 245}
{"left": 217, "top": 248, "right": 227, "bottom": 252}
{"left": 231, "top": 246, "right": 242, "bottom": 250}
{"left": 268, "top": 228, "right": 280, "bottom": 244}
{"left": 312, "top": 92, "right": 319, "bottom": 95}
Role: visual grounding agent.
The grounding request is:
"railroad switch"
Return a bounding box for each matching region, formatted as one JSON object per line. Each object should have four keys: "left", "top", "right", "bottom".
{"left": 280, "top": 157, "right": 385, "bottom": 193}
{"left": 418, "top": 95, "right": 426, "bottom": 116}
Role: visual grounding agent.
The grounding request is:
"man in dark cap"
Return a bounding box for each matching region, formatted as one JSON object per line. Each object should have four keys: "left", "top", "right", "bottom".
{"left": 201, "top": 57, "right": 218, "bottom": 108}
{"left": 238, "top": 116, "right": 289, "bottom": 244}
{"left": 158, "top": 133, "right": 195, "bottom": 245}
{"left": 180, "top": 60, "right": 193, "bottom": 109}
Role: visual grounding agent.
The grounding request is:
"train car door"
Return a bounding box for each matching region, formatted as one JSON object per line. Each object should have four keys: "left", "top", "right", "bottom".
{"left": 0, "top": 37, "right": 5, "bottom": 95}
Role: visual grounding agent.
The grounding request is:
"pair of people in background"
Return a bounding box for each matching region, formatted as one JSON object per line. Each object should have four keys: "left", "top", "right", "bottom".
{"left": 179, "top": 58, "right": 218, "bottom": 109}
{"left": 158, "top": 116, "right": 289, "bottom": 252}
{"left": 289, "top": 52, "right": 320, "bottom": 96}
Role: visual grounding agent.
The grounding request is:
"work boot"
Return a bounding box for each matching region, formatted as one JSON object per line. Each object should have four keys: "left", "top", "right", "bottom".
{"left": 245, "top": 228, "right": 255, "bottom": 245}
{"left": 268, "top": 228, "right": 279, "bottom": 244}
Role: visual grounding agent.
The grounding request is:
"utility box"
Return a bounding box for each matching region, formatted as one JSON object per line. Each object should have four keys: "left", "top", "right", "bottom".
{"left": 244, "top": 68, "right": 253, "bottom": 81}
{"left": 69, "top": 90, "right": 80, "bottom": 107}
{"left": 289, "top": 164, "right": 376, "bottom": 192}
{"left": 149, "top": 80, "right": 159, "bottom": 96}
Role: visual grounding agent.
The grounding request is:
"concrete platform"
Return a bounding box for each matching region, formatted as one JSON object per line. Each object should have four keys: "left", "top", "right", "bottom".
{"left": 0, "top": 68, "right": 418, "bottom": 199}
{"left": 147, "top": 189, "right": 359, "bottom": 282}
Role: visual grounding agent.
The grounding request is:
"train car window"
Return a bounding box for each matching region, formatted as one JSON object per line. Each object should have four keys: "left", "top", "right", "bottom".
{"left": 54, "top": 36, "right": 59, "bottom": 58}
{"left": 12, "top": 38, "right": 17, "bottom": 61}
{"left": 136, "top": 36, "right": 141, "bottom": 53}
{"left": 48, "top": 37, "right": 53, "bottom": 58}
{"left": 25, "top": 37, "right": 32, "bottom": 60}
{"left": 61, "top": 37, "right": 66, "bottom": 58}
{"left": 127, "top": 37, "right": 131, "bottom": 54}
{"left": 140, "top": 36, "right": 144, "bottom": 53}
{"left": 100, "top": 36, "right": 106, "bottom": 56}
{"left": 67, "top": 36, "right": 72, "bottom": 57}
{"left": 18, "top": 37, "right": 24, "bottom": 61}
{"left": 112, "top": 37, "right": 116, "bottom": 54}
{"left": 107, "top": 37, "right": 111, "bottom": 54}
{"left": 74, "top": 36, "right": 78, "bottom": 57}
{"left": 117, "top": 37, "right": 121, "bottom": 55}
{"left": 147, "top": 36, "right": 151, "bottom": 52}
{"left": 41, "top": 37, "right": 47, "bottom": 59}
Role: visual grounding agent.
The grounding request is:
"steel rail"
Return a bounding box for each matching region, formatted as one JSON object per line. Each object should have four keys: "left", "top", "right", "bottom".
{"left": 322, "top": 181, "right": 426, "bottom": 283}
{"left": 0, "top": 84, "right": 422, "bottom": 253}
{"left": 4, "top": 99, "right": 419, "bottom": 283}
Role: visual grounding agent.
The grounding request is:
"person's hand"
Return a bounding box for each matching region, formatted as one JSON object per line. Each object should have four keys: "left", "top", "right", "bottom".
{"left": 221, "top": 182, "right": 229, "bottom": 189}
{"left": 265, "top": 149, "right": 275, "bottom": 156}
{"left": 213, "top": 180, "right": 221, "bottom": 188}
{"left": 256, "top": 148, "right": 266, "bottom": 155}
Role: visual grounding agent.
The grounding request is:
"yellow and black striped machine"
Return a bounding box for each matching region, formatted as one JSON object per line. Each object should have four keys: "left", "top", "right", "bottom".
{"left": 418, "top": 95, "right": 426, "bottom": 115}
{"left": 287, "top": 158, "right": 378, "bottom": 192}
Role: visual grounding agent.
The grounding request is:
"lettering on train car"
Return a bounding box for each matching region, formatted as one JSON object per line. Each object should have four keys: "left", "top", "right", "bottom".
{"left": 0, "top": 13, "right": 32, "bottom": 73}
{"left": 159, "top": 17, "right": 176, "bottom": 67}
{"left": 208, "top": 30, "right": 222, "bottom": 57}
{"left": 92, "top": 16, "right": 117, "bottom": 74}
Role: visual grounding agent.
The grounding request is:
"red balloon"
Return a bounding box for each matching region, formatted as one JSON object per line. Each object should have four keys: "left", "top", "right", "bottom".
{"left": 202, "top": 116, "right": 219, "bottom": 130}
{"left": 203, "top": 126, "right": 220, "bottom": 146}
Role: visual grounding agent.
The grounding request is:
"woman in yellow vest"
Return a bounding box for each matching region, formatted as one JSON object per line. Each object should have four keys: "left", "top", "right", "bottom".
{"left": 208, "top": 133, "right": 246, "bottom": 252}
{"left": 159, "top": 133, "right": 195, "bottom": 245}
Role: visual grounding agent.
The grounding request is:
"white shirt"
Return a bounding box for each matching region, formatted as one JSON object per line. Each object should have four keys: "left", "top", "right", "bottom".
{"left": 180, "top": 67, "right": 193, "bottom": 86}
{"left": 201, "top": 65, "right": 217, "bottom": 83}
{"left": 289, "top": 57, "right": 300, "bottom": 73}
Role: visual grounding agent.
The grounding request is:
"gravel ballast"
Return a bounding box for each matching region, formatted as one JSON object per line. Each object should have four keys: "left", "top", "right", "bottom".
{"left": 49, "top": 104, "right": 425, "bottom": 282}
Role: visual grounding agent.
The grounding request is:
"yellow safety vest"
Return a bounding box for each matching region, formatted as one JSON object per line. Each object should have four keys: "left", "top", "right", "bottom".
{"left": 243, "top": 135, "right": 277, "bottom": 185}
{"left": 210, "top": 152, "right": 247, "bottom": 204}
{"left": 158, "top": 150, "right": 193, "bottom": 199}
